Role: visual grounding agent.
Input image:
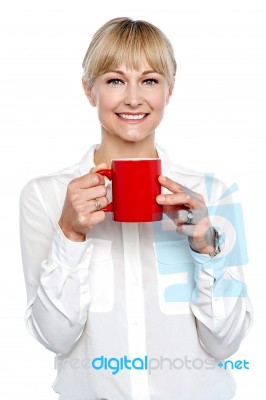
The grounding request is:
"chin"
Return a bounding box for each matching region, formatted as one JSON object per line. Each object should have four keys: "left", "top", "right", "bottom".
{"left": 122, "top": 136, "right": 150, "bottom": 144}
{"left": 118, "top": 130, "right": 154, "bottom": 143}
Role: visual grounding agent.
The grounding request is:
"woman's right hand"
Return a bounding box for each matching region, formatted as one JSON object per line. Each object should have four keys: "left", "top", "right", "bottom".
{"left": 58, "top": 164, "right": 109, "bottom": 242}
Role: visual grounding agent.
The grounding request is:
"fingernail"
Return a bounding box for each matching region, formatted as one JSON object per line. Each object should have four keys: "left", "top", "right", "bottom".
{"left": 177, "top": 224, "right": 185, "bottom": 232}
{"left": 159, "top": 175, "right": 166, "bottom": 182}
{"left": 157, "top": 195, "right": 165, "bottom": 202}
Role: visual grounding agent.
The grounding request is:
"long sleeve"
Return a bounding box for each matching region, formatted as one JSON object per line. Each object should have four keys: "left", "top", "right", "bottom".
{"left": 190, "top": 254, "right": 253, "bottom": 360}
{"left": 189, "top": 178, "right": 253, "bottom": 360}
{"left": 20, "top": 178, "right": 93, "bottom": 354}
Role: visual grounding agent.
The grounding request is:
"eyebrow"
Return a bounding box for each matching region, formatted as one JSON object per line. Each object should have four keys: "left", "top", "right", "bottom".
{"left": 105, "top": 70, "right": 158, "bottom": 76}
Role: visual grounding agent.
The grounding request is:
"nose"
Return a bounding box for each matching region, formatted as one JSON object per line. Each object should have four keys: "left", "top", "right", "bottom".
{"left": 124, "top": 83, "right": 143, "bottom": 108}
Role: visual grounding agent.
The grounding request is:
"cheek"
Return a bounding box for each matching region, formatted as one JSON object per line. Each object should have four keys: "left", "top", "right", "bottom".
{"left": 98, "top": 91, "right": 120, "bottom": 111}
{"left": 149, "top": 88, "right": 169, "bottom": 111}
{"left": 152, "top": 97, "right": 168, "bottom": 112}
{"left": 97, "top": 96, "right": 118, "bottom": 125}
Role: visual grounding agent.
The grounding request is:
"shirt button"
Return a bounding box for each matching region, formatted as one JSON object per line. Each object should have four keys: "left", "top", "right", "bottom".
{"left": 133, "top": 320, "right": 139, "bottom": 326}
{"left": 131, "top": 279, "right": 138, "bottom": 287}
{"left": 214, "top": 297, "right": 220, "bottom": 301}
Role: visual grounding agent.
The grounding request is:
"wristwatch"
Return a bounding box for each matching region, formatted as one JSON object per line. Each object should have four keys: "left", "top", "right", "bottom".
{"left": 209, "top": 227, "right": 224, "bottom": 258}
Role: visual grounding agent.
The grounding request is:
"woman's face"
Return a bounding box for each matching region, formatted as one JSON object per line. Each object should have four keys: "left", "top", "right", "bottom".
{"left": 84, "top": 57, "right": 172, "bottom": 143}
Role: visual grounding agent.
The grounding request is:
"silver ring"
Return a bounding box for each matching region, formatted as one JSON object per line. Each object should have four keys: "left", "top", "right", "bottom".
{"left": 186, "top": 210, "right": 193, "bottom": 224}
{"left": 93, "top": 198, "right": 101, "bottom": 211}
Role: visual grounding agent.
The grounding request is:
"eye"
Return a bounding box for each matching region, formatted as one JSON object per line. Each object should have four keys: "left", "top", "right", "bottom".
{"left": 143, "top": 79, "right": 158, "bottom": 86}
{"left": 107, "top": 78, "right": 124, "bottom": 87}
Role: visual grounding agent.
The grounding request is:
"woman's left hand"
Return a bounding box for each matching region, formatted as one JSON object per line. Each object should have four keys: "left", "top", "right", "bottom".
{"left": 156, "top": 175, "right": 215, "bottom": 254}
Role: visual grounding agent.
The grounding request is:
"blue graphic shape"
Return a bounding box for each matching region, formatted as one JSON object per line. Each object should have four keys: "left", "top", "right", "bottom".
{"left": 208, "top": 203, "right": 248, "bottom": 267}
{"left": 205, "top": 173, "right": 214, "bottom": 202}
{"left": 218, "top": 362, "right": 223, "bottom": 368}
{"left": 152, "top": 173, "right": 249, "bottom": 301}
{"left": 164, "top": 282, "right": 194, "bottom": 303}
{"left": 154, "top": 239, "right": 195, "bottom": 302}
{"left": 213, "top": 271, "right": 247, "bottom": 297}
{"left": 216, "top": 182, "right": 239, "bottom": 202}
{"left": 155, "top": 240, "right": 192, "bottom": 275}
{"left": 153, "top": 219, "right": 198, "bottom": 302}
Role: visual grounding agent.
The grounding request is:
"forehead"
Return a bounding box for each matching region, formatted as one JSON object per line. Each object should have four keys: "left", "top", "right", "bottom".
{"left": 103, "top": 57, "right": 160, "bottom": 76}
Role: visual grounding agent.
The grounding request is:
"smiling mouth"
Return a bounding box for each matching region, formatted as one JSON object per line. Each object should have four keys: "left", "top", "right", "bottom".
{"left": 116, "top": 113, "right": 149, "bottom": 121}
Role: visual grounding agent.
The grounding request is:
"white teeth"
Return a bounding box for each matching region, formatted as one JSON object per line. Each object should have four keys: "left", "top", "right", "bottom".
{"left": 118, "top": 113, "right": 146, "bottom": 120}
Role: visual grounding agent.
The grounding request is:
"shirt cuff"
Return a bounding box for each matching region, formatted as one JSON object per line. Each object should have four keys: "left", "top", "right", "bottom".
{"left": 189, "top": 247, "right": 227, "bottom": 283}
{"left": 47, "top": 225, "right": 93, "bottom": 269}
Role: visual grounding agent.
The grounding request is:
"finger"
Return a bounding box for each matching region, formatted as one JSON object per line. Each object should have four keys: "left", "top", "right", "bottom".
{"left": 176, "top": 221, "right": 213, "bottom": 242}
{"left": 71, "top": 172, "right": 106, "bottom": 190}
{"left": 78, "top": 185, "right": 107, "bottom": 202}
{"left": 176, "top": 208, "right": 209, "bottom": 225}
{"left": 176, "top": 223, "right": 196, "bottom": 238}
{"left": 157, "top": 192, "right": 191, "bottom": 207}
{"left": 175, "top": 209, "right": 193, "bottom": 225}
{"left": 158, "top": 175, "right": 205, "bottom": 208}
{"left": 90, "top": 163, "right": 108, "bottom": 173}
{"left": 157, "top": 191, "right": 205, "bottom": 209}
{"left": 87, "top": 196, "right": 109, "bottom": 213}
{"left": 158, "top": 175, "right": 183, "bottom": 193}
{"left": 74, "top": 196, "right": 109, "bottom": 217}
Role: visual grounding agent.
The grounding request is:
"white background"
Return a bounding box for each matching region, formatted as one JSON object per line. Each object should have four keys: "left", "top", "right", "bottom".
{"left": 0, "top": 0, "right": 265, "bottom": 398}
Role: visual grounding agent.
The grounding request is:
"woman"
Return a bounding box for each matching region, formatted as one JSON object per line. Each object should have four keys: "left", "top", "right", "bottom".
{"left": 20, "top": 17, "right": 253, "bottom": 399}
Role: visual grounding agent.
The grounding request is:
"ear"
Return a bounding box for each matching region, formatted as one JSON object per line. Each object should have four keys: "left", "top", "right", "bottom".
{"left": 82, "top": 78, "right": 96, "bottom": 107}
{"left": 166, "top": 83, "right": 174, "bottom": 105}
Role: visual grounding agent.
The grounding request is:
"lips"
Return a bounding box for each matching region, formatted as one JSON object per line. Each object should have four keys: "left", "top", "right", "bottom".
{"left": 116, "top": 113, "right": 149, "bottom": 121}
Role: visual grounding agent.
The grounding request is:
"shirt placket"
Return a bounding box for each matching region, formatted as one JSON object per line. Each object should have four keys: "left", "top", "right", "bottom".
{"left": 122, "top": 223, "right": 150, "bottom": 400}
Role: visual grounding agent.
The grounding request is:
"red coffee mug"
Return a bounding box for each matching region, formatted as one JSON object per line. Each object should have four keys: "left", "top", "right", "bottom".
{"left": 98, "top": 158, "right": 162, "bottom": 222}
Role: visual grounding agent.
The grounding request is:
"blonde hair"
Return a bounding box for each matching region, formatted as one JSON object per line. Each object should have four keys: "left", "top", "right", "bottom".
{"left": 82, "top": 17, "right": 176, "bottom": 89}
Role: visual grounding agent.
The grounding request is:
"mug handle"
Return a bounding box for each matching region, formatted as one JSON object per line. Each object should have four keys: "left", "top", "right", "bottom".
{"left": 97, "top": 169, "right": 113, "bottom": 212}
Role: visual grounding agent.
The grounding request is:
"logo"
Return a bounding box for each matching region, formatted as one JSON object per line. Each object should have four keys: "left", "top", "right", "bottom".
{"left": 92, "top": 355, "right": 148, "bottom": 375}
{"left": 218, "top": 359, "right": 250, "bottom": 370}
{"left": 55, "top": 355, "right": 250, "bottom": 374}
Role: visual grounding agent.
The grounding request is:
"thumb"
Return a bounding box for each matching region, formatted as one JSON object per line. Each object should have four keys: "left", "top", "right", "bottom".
{"left": 90, "top": 163, "right": 108, "bottom": 173}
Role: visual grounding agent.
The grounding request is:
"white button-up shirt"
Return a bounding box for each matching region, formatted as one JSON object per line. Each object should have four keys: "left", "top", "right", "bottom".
{"left": 20, "top": 144, "right": 253, "bottom": 400}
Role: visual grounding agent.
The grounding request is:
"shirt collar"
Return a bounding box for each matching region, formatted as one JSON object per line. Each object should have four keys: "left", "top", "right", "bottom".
{"left": 79, "top": 143, "right": 171, "bottom": 177}
{"left": 79, "top": 144, "right": 99, "bottom": 176}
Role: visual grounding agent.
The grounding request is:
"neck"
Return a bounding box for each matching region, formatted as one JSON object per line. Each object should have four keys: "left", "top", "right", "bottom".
{"left": 94, "top": 133, "right": 158, "bottom": 167}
